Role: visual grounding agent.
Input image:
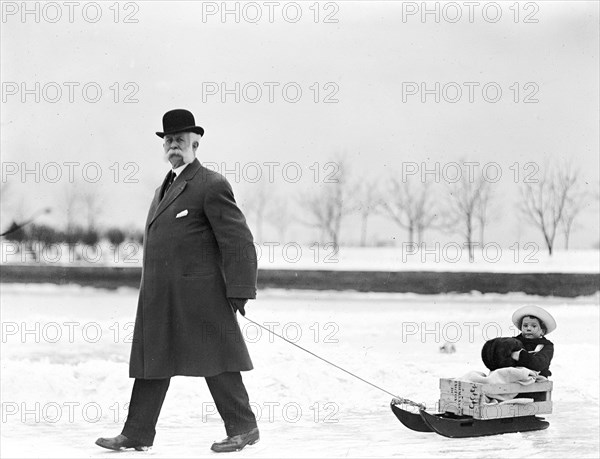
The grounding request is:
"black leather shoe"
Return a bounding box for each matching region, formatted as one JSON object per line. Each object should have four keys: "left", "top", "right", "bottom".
{"left": 95, "top": 434, "right": 150, "bottom": 451}
{"left": 210, "top": 427, "right": 259, "bottom": 453}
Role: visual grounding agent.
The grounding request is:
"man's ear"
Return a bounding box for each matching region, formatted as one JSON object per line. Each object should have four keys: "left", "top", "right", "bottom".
{"left": 192, "top": 141, "right": 199, "bottom": 150}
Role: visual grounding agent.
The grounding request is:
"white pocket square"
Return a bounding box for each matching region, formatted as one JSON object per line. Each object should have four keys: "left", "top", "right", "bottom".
{"left": 176, "top": 210, "right": 188, "bottom": 218}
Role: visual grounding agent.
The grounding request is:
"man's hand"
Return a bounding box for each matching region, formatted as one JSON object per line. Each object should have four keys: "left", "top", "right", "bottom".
{"left": 229, "top": 298, "right": 248, "bottom": 316}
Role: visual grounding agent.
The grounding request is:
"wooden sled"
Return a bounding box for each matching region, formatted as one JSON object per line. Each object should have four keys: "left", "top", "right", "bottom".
{"left": 391, "top": 378, "right": 552, "bottom": 438}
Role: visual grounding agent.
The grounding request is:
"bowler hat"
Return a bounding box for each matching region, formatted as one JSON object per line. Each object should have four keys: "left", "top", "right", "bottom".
{"left": 512, "top": 304, "right": 557, "bottom": 334}
{"left": 156, "top": 109, "right": 204, "bottom": 138}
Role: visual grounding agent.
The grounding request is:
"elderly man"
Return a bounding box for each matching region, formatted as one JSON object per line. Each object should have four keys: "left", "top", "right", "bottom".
{"left": 96, "top": 109, "right": 259, "bottom": 453}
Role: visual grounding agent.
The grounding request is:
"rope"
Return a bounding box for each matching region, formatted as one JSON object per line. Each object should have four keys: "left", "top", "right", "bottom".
{"left": 242, "top": 315, "right": 425, "bottom": 410}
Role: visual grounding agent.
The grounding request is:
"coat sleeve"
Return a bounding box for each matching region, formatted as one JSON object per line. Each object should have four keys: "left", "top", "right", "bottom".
{"left": 204, "top": 177, "right": 258, "bottom": 299}
{"left": 516, "top": 341, "right": 554, "bottom": 373}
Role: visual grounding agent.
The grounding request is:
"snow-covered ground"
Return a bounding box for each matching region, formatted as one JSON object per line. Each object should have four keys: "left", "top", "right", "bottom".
{"left": 2, "top": 242, "right": 599, "bottom": 273}
{"left": 1, "top": 285, "right": 598, "bottom": 458}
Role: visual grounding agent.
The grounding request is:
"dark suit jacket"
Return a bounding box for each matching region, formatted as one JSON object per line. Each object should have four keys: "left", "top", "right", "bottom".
{"left": 129, "top": 158, "right": 258, "bottom": 379}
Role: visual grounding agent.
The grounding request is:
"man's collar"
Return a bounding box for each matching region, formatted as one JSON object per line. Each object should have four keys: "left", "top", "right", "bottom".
{"left": 172, "top": 162, "right": 189, "bottom": 177}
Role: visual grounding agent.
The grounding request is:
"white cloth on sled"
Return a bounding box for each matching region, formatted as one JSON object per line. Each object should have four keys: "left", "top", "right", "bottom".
{"left": 459, "top": 367, "right": 547, "bottom": 404}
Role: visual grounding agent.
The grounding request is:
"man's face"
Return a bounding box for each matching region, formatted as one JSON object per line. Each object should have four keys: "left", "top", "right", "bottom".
{"left": 163, "top": 132, "right": 196, "bottom": 168}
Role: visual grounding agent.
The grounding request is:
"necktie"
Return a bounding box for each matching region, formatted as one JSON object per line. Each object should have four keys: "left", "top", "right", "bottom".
{"left": 161, "top": 171, "right": 175, "bottom": 200}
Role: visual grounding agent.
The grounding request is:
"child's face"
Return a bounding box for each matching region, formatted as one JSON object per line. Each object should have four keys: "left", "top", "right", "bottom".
{"left": 521, "top": 316, "right": 544, "bottom": 339}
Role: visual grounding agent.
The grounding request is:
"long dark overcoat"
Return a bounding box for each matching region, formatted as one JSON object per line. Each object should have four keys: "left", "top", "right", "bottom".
{"left": 129, "top": 158, "right": 257, "bottom": 379}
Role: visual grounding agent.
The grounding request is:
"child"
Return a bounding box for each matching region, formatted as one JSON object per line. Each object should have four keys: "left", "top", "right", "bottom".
{"left": 510, "top": 304, "right": 556, "bottom": 377}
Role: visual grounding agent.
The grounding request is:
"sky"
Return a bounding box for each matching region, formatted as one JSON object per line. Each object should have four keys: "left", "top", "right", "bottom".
{"left": 1, "top": 0, "right": 599, "bottom": 249}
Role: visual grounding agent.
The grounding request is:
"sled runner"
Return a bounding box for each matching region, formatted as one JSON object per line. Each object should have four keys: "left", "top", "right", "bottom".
{"left": 391, "top": 378, "right": 552, "bottom": 438}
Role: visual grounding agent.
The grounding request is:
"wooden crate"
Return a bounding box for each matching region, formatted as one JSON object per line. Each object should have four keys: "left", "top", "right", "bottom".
{"left": 438, "top": 378, "right": 553, "bottom": 420}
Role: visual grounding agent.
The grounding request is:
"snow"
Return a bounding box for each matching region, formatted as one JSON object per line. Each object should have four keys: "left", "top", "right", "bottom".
{"left": 254, "top": 246, "right": 600, "bottom": 273}
{"left": 1, "top": 285, "right": 598, "bottom": 458}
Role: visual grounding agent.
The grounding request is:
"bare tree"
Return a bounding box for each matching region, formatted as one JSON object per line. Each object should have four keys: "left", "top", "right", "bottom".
{"left": 475, "top": 184, "right": 494, "bottom": 245}
{"left": 445, "top": 172, "right": 490, "bottom": 261}
{"left": 80, "top": 184, "right": 104, "bottom": 231}
{"left": 355, "top": 178, "right": 381, "bottom": 246}
{"left": 520, "top": 163, "right": 581, "bottom": 255}
{"left": 241, "top": 181, "right": 270, "bottom": 243}
{"left": 63, "top": 182, "right": 82, "bottom": 233}
{"left": 559, "top": 191, "right": 587, "bottom": 250}
{"left": 415, "top": 186, "right": 439, "bottom": 245}
{"left": 265, "top": 193, "right": 293, "bottom": 242}
{"left": 298, "top": 157, "right": 351, "bottom": 247}
{"left": 381, "top": 177, "right": 437, "bottom": 245}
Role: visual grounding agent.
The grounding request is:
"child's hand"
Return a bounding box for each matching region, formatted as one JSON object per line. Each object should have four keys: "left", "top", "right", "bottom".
{"left": 511, "top": 350, "right": 522, "bottom": 361}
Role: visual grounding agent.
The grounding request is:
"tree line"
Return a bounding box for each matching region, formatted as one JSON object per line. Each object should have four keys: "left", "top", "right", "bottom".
{"left": 1, "top": 158, "right": 596, "bottom": 257}
{"left": 2, "top": 220, "right": 142, "bottom": 261}
{"left": 242, "top": 158, "right": 596, "bottom": 256}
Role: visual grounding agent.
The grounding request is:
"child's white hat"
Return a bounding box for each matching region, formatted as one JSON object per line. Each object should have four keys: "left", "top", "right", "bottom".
{"left": 512, "top": 304, "right": 557, "bottom": 334}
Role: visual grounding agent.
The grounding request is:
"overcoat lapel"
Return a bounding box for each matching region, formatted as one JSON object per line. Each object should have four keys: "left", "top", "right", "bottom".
{"left": 146, "top": 189, "right": 160, "bottom": 228}
{"left": 148, "top": 159, "right": 202, "bottom": 227}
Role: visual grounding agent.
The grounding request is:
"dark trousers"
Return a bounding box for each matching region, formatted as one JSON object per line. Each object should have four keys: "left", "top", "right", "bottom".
{"left": 121, "top": 372, "right": 257, "bottom": 445}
